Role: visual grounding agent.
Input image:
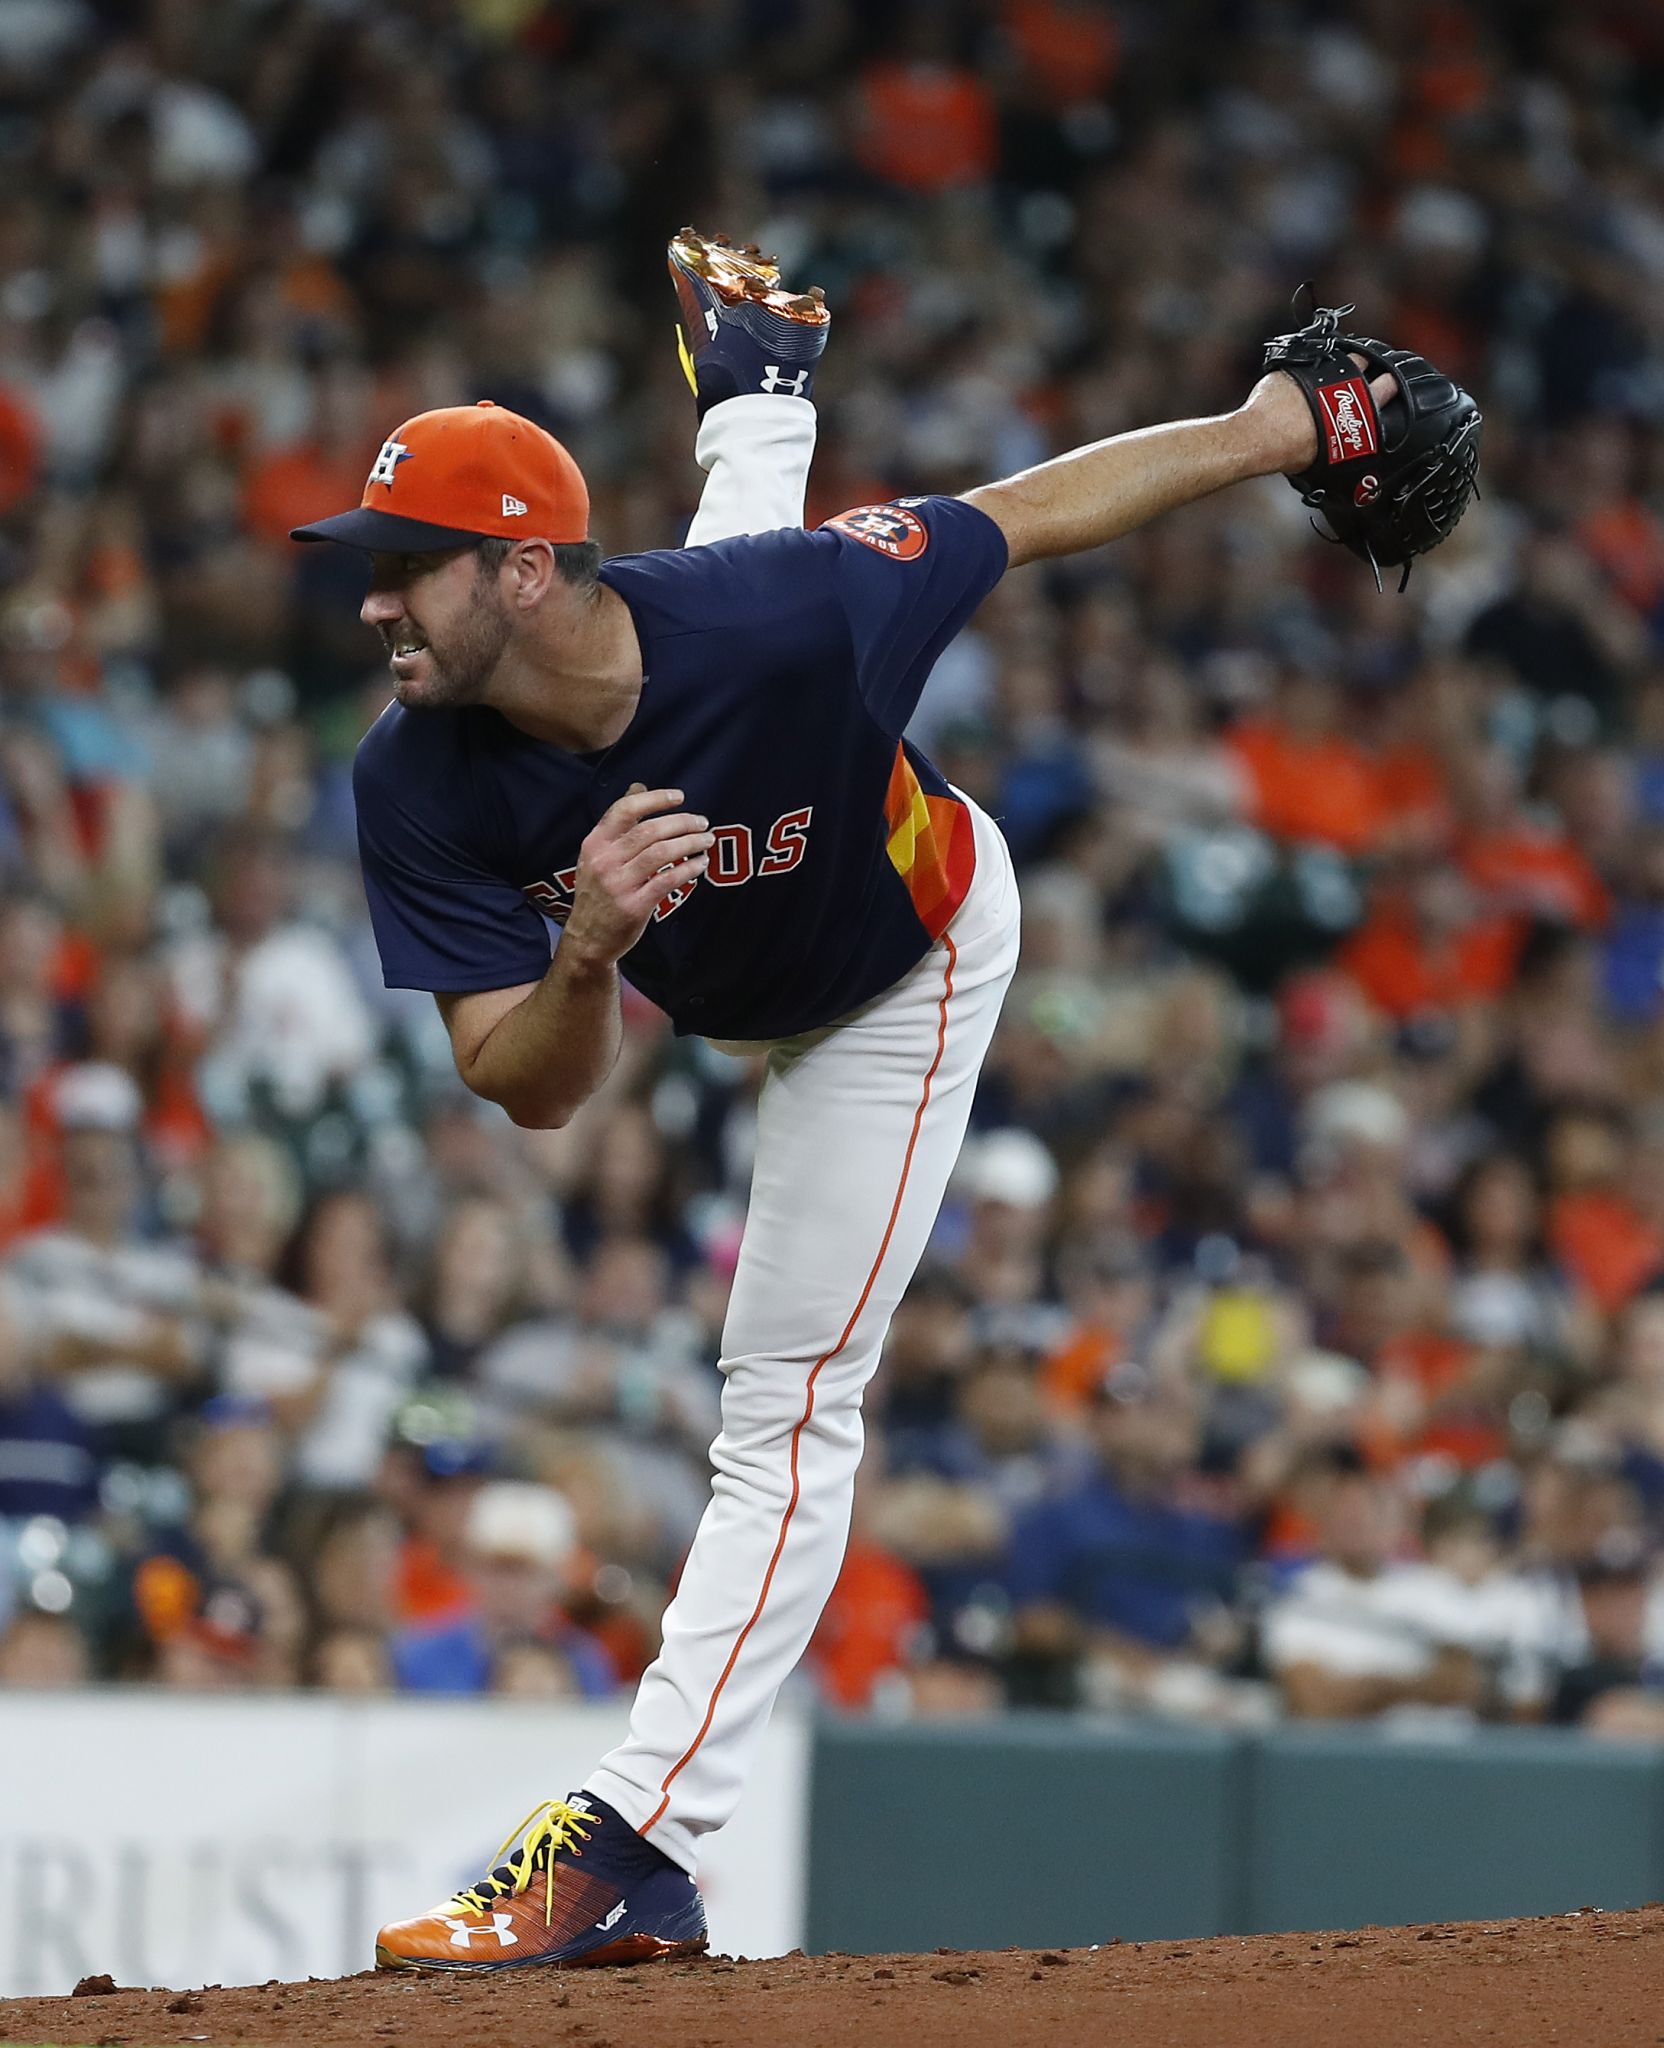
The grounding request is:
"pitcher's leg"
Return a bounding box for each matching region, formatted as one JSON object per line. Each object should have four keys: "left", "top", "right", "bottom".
{"left": 684, "top": 393, "right": 817, "bottom": 546}
{"left": 588, "top": 816, "right": 1018, "bottom": 1871}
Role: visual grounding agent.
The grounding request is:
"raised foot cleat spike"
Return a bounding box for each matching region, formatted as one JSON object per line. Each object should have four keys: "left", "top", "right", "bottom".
{"left": 669, "top": 225, "right": 831, "bottom": 416}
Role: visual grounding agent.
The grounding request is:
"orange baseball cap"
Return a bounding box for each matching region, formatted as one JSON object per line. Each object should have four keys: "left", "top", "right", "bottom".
{"left": 291, "top": 400, "right": 589, "bottom": 553}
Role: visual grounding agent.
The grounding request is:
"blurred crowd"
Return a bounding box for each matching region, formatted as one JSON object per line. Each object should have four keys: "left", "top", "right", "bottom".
{"left": 7, "top": 0, "right": 1664, "bottom": 1738}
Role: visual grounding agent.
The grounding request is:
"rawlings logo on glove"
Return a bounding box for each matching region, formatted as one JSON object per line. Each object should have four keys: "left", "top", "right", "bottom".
{"left": 1317, "top": 378, "right": 1379, "bottom": 462}
{"left": 1264, "top": 297, "right": 1482, "bottom": 590}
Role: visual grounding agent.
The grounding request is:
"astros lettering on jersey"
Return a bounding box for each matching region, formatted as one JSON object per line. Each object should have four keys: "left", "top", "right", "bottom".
{"left": 353, "top": 496, "right": 1003, "bottom": 1041}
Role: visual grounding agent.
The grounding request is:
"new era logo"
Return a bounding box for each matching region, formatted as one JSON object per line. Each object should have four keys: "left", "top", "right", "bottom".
{"left": 502, "top": 494, "right": 528, "bottom": 517}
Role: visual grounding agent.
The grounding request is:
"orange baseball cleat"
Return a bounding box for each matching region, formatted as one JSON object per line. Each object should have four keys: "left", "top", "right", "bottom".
{"left": 374, "top": 1795, "right": 708, "bottom": 1973}
{"left": 668, "top": 226, "right": 830, "bottom": 415}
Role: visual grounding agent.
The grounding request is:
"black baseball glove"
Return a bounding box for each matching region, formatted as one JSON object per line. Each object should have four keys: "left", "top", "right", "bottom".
{"left": 1264, "top": 298, "right": 1482, "bottom": 590}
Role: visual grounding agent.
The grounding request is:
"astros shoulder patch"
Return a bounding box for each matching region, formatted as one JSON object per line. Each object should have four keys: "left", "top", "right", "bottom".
{"left": 822, "top": 503, "right": 930, "bottom": 561}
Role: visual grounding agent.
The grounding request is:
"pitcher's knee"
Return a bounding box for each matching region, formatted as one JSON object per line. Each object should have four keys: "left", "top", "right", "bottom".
{"left": 710, "top": 1375, "right": 863, "bottom": 1492}
{"left": 718, "top": 1374, "right": 864, "bottom": 1452}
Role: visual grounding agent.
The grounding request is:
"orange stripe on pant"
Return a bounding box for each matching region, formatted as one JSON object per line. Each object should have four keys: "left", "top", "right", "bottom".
{"left": 640, "top": 932, "right": 960, "bottom": 1836}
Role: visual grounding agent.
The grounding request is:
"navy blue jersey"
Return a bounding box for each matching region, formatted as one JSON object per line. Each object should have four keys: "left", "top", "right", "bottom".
{"left": 352, "top": 495, "right": 1007, "bottom": 1042}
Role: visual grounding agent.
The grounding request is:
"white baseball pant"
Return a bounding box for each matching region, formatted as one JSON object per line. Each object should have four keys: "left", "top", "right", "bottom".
{"left": 584, "top": 396, "right": 1021, "bottom": 1874}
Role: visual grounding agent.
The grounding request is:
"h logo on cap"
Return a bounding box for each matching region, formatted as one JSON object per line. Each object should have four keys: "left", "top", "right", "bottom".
{"left": 367, "top": 438, "right": 411, "bottom": 489}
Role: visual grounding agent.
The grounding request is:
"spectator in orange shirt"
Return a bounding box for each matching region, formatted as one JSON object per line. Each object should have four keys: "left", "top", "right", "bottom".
{"left": 856, "top": 18, "right": 998, "bottom": 192}
{"left": 1365, "top": 657, "right": 1475, "bottom": 857}
{"left": 241, "top": 364, "right": 381, "bottom": 551}
{"left": 1338, "top": 856, "right": 1518, "bottom": 1023}
{"left": 1002, "top": 0, "right": 1120, "bottom": 108}
{"left": 810, "top": 1525, "right": 931, "bottom": 1709}
{"left": 1043, "top": 1238, "right": 1155, "bottom": 1413}
{"left": 1226, "top": 667, "right": 1386, "bottom": 856}
{"left": 1546, "top": 1107, "right": 1664, "bottom": 1317}
{"left": 387, "top": 1438, "right": 495, "bottom": 1628}
{"left": 1332, "top": 1240, "right": 1509, "bottom": 1471}
{"left": 1566, "top": 420, "right": 1664, "bottom": 620}
{"left": 1455, "top": 745, "right": 1610, "bottom": 931}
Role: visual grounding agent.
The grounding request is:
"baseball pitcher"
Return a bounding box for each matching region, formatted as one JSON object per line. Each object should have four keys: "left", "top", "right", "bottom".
{"left": 291, "top": 232, "right": 1479, "bottom": 1971}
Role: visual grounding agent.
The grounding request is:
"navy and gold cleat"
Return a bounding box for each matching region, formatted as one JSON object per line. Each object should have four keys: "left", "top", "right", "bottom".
{"left": 373, "top": 1795, "right": 708, "bottom": 1973}
{"left": 668, "top": 226, "right": 830, "bottom": 417}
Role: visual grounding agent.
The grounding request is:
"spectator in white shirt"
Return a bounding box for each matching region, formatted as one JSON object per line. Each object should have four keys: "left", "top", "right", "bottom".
{"left": 6, "top": 1063, "right": 203, "bottom": 1462}
{"left": 1262, "top": 1455, "right": 1494, "bottom": 1721}
{"left": 169, "top": 825, "right": 375, "bottom": 1123}
{"left": 222, "top": 1187, "right": 427, "bottom": 1491}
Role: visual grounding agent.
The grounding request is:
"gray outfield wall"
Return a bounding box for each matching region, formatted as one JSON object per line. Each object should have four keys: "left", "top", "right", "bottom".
{"left": 805, "top": 1718, "right": 1664, "bottom": 1952}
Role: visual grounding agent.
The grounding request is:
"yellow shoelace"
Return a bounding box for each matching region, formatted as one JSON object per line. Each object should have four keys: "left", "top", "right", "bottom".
{"left": 445, "top": 1798, "right": 596, "bottom": 1927}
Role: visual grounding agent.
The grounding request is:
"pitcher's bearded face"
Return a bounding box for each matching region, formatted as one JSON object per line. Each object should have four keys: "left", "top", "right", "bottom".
{"left": 361, "top": 549, "right": 513, "bottom": 709}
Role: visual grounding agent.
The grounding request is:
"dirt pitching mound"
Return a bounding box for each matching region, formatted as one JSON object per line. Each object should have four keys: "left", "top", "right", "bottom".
{"left": 3, "top": 1905, "right": 1661, "bottom": 2048}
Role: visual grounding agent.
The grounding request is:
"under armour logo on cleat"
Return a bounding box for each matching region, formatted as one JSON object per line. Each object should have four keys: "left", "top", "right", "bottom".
{"left": 502, "top": 494, "right": 528, "bottom": 516}
{"left": 440, "top": 1912, "right": 518, "bottom": 1949}
{"left": 760, "top": 364, "right": 807, "bottom": 395}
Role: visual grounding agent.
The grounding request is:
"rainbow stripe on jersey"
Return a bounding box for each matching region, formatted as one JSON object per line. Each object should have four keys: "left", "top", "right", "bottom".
{"left": 883, "top": 743, "right": 976, "bottom": 940}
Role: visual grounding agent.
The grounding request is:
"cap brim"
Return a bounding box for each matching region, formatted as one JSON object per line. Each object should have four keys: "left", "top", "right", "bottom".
{"left": 289, "top": 507, "right": 486, "bottom": 551}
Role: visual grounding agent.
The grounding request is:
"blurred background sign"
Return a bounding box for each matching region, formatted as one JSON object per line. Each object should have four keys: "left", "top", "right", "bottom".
{"left": 0, "top": 1695, "right": 807, "bottom": 1996}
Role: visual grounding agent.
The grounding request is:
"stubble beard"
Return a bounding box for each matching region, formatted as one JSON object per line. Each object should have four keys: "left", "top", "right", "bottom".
{"left": 393, "top": 575, "right": 513, "bottom": 710}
